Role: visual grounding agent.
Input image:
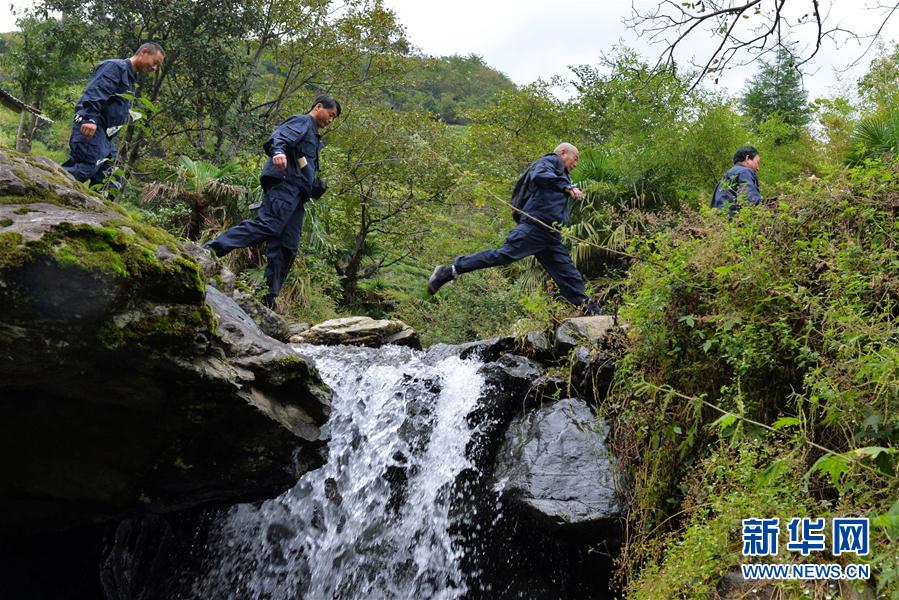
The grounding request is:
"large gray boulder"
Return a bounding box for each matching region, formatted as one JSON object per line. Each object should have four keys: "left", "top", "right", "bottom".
{"left": 554, "top": 315, "right": 618, "bottom": 352}
{"left": 493, "top": 398, "right": 623, "bottom": 532}
{"left": 0, "top": 148, "right": 331, "bottom": 535}
{"left": 290, "top": 315, "right": 420, "bottom": 349}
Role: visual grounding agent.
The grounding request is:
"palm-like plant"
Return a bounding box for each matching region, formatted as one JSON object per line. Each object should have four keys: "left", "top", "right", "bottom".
{"left": 141, "top": 155, "right": 248, "bottom": 240}
{"left": 848, "top": 112, "right": 899, "bottom": 165}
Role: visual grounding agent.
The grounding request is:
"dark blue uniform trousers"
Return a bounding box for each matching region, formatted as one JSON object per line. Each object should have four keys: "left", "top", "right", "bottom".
{"left": 206, "top": 178, "right": 306, "bottom": 299}
{"left": 454, "top": 222, "right": 589, "bottom": 306}
{"left": 62, "top": 126, "right": 116, "bottom": 186}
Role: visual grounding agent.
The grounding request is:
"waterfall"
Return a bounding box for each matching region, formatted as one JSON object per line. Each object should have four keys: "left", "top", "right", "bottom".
{"left": 192, "top": 343, "right": 486, "bottom": 600}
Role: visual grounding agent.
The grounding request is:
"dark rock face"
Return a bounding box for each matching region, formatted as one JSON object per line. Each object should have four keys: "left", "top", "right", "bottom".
{"left": 0, "top": 148, "right": 332, "bottom": 537}
{"left": 232, "top": 288, "right": 291, "bottom": 342}
{"left": 494, "top": 398, "right": 623, "bottom": 534}
{"left": 438, "top": 349, "right": 623, "bottom": 599}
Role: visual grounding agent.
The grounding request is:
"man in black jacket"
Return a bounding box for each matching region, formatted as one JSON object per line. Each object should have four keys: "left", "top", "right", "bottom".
{"left": 428, "top": 143, "right": 599, "bottom": 314}
{"left": 711, "top": 146, "right": 762, "bottom": 215}
{"left": 204, "top": 94, "right": 340, "bottom": 309}
{"left": 63, "top": 43, "right": 164, "bottom": 185}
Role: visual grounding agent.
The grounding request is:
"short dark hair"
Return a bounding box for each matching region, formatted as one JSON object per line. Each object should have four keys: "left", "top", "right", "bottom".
{"left": 310, "top": 94, "right": 341, "bottom": 117}
{"left": 136, "top": 42, "right": 164, "bottom": 56}
{"left": 733, "top": 145, "right": 759, "bottom": 164}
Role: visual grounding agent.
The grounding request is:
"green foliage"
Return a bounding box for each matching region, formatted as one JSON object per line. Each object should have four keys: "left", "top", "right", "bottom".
{"left": 39, "top": 0, "right": 408, "bottom": 166}
{"left": 609, "top": 164, "right": 899, "bottom": 596}
{"left": 740, "top": 47, "right": 811, "bottom": 136}
{"left": 386, "top": 54, "right": 515, "bottom": 124}
{"left": 858, "top": 42, "right": 899, "bottom": 114}
{"left": 316, "top": 103, "right": 460, "bottom": 306}
{"left": 848, "top": 112, "right": 899, "bottom": 165}
{"left": 630, "top": 441, "right": 813, "bottom": 599}
{"left": 2, "top": 11, "right": 85, "bottom": 152}
{"left": 463, "top": 81, "right": 581, "bottom": 182}
{"left": 139, "top": 155, "right": 248, "bottom": 239}
{"left": 753, "top": 114, "right": 821, "bottom": 186}
{"left": 811, "top": 96, "right": 857, "bottom": 165}
{"left": 394, "top": 268, "right": 524, "bottom": 347}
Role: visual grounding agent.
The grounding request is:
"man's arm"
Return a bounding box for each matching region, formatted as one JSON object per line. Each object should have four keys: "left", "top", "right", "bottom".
{"left": 266, "top": 116, "right": 309, "bottom": 171}
{"left": 531, "top": 157, "right": 584, "bottom": 200}
{"left": 737, "top": 170, "right": 762, "bottom": 206}
{"left": 75, "top": 62, "right": 125, "bottom": 137}
{"left": 531, "top": 157, "right": 574, "bottom": 191}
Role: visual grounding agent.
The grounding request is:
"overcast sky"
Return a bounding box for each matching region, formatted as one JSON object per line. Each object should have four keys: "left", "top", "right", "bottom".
{"left": 380, "top": 0, "right": 899, "bottom": 101}
{"left": 2, "top": 0, "right": 897, "bottom": 100}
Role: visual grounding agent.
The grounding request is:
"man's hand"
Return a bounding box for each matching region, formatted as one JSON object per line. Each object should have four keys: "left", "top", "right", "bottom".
{"left": 272, "top": 153, "right": 287, "bottom": 170}
{"left": 567, "top": 186, "right": 585, "bottom": 201}
{"left": 80, "top": 122, "right": 97, "bottom": 138}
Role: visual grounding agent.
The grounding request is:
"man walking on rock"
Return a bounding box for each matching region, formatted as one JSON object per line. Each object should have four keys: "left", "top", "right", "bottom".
{"left": 428, "top": 142, "right": 600, "bottom": 315}
{"left": 204, "top": 94, "right": 340, "bottom": 309}
{"left": 63, "top": 43, "right": 164, "bottom": 186}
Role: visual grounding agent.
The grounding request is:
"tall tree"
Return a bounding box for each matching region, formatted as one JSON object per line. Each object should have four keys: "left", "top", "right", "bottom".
{"left": 858, "top": 42, "right": 899, "bottom": 113}
{"left": 318, "top": 104, "right": 458, "bottom": 305}
{"left": 740, "top": 47, "right": 810, "bottom": 133}
{"left": 6, "top": 12, "right": 83, "bottom": 152}
{"left": 40, "top": 0, "right": 408, "bottom": 168}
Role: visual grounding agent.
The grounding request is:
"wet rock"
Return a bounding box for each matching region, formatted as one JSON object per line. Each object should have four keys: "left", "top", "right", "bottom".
{"left": 182, "top": 241, "right": 236, "bottom": 294}
{"left": 525, "top": 373, "right": 568, "bottom": 405}
{"left": 290, "top": 315, "right": 421, "bottom": 349}
{"left": 454, "top": 357, "right": 620, "bottom": 598}
{"left": 288, "top": 322, "right": 310, "bottom": 337}
{"left": 232, "top": 288, "right": 290, "bottom": 342}
{"left": 427, "top": 335, "right": 517, "bottom": 363}
{"left": 570, "top": 345, "right": 617, "bottom": 404}
{"left": 494, "top": 398, "right": 624, "bottom": 534}
{"left": 0, "top": 147, "right": 332, "bottom": 536}
{"left": 523, "top": 329, "right": 555, "bottom": 361}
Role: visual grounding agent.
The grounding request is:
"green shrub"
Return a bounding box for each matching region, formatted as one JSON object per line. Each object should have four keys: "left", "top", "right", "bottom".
{"left": 608, "top": 162, "right": 899, "bottom": 597}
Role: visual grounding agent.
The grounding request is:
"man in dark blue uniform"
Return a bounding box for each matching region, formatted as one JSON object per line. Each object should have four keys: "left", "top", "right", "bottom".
{"left": 63, "top": 42, "right": 164, "bottom": 185}
{"left": 711, "top": 145, "right": 762, "bottom": 215}
{"left": 204, "top": 94, "right": 341, "bottom": 309}
{"left": 428, "top": 142, "right": 599, "bottom": 314}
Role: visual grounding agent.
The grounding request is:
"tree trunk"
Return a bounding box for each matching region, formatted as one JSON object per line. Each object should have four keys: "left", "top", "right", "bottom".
{"left": 14, "top": 111, "right": 40, "bottom": 154}
{"left": 15, "top": 110, "right": 31, "bottom": 153}
{"left": 340, "top": 202, "right": 370, "bottom": 305}
{"left": 15, "top": 94, "right": 44, "bottom": 154}
{"left": 183, "top": 192, "right": 207, "bottom": 241}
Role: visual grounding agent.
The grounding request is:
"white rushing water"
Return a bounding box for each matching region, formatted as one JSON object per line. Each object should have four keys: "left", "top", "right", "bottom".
{"left": 193, "top": 343, "right": 485, "bottom": 600}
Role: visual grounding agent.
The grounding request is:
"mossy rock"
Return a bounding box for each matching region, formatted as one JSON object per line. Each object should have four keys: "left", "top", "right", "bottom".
{"left": 0, "top": 147, "right": 332, "bottom": 535}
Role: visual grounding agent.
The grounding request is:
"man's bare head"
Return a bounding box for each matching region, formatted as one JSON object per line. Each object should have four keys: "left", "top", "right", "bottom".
{"left": 131, "top": 42, "right": 164, "bottom": 74}
{"left": 554, "top": 142, "right": 579, "bottom": 172}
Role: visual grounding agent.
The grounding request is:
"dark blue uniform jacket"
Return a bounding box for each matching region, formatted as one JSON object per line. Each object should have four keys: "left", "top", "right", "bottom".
{"left": 70, "top": 59, "right": 136, "bottom": 160}
{"left": 261, "top": 114, "right": 322, "bottom": 195}
{"left": 521, "top": 153, "right": 576, "bottom": 228}
{"left": 711, "top": 164, "right": 761, "bottom": 214}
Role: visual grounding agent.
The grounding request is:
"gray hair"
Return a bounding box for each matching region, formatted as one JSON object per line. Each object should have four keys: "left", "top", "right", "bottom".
{"left": 135, "top": 42, "right": 165, "bottom": 56}
{"left": 554, "top": 142, "right": 578, "bottom": 155}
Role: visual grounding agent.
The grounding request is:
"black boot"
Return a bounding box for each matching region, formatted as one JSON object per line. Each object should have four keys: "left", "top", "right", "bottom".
{"left": 202, "top": 240, "right": 224, "bottom": 258}
{"left": 582, "top": 301, "right": 602, "bottom": 316}
{"left": 427, "top": 265, "right": 456, "bottom": 295}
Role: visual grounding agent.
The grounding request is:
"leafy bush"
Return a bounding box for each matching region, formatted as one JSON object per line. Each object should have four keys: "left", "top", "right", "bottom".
{"left": 607, "top": 163, "right": 899, "bottom": 596}
{"left": 848, "top": 112, "right": 899, "bottom": 165}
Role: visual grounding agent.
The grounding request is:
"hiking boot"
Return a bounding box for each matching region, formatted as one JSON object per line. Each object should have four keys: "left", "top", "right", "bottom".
{"left": 582, "top": 301, "right": 602, "bottom": 316}
{"left": 428, "top": 265, "right": 456, "bottom": 295}
{"left": 202, "top": 240, "right": 224, "bottom": 257}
